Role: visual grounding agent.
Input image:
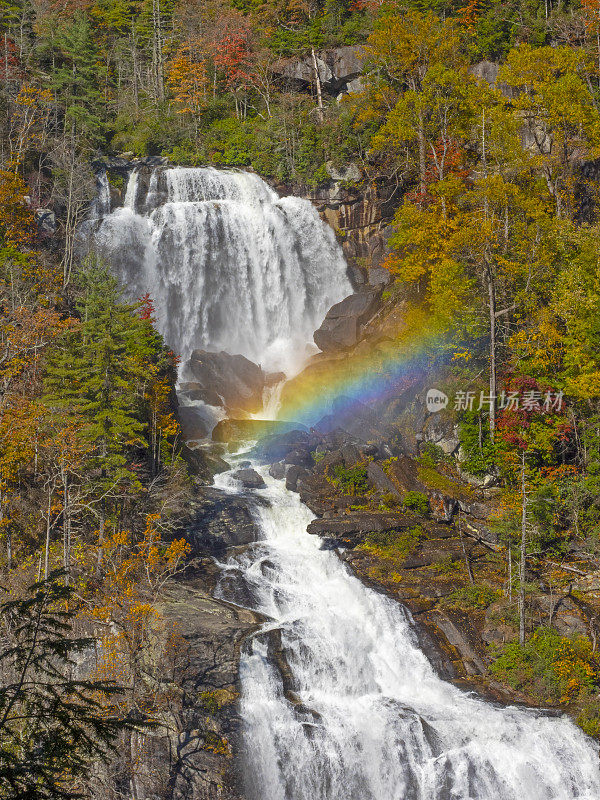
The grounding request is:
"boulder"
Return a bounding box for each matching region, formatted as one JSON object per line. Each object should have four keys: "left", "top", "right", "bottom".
{"left": 212, "top": 418, "right": 303, "bottom": 444}
{"left": 367, "top": 267, "right": 392, "bottom": 287}
{"left": 178, "top": 406, "right": 211, "bottom": 441}
{"left": 286, "top": 465, "right": 308, "bottom": 492}
{"left": 367, "top": 461, "right": 401, "bottom": 497}
{"left": 284, "top": 448, "right": 313, "bottom": 467}
{"left": 180, "top": 444, "right": 230, "bottom": 480}
{"left": 254, "top": 429, "right": 310, "bottom": 462}
{"left": 325, "top": 162, "right": 361, "bottom": 182}
{"left": 178, "top": 381, "right": 223, "bottom": 407}
{"left": 316, "top": 397, "right": 394, "bottom": 443}
{"left": 307, "top": 512, "right": 406, "bottom": 544}
{"left": 269, "top": 461, "right": 287, "bottom": 480}
{"left": 274, "top": 45, "right": 363, "bottom": 95}
{"left": 313, "top": 290, "right": 381, "bottom": 352}
{"left": 233, "top": 468, "right": 267, "bottom": 489}
{"left": 186, "top": 350, "right": 267, "bottom": 415}
{"left": 188, "top": 487, "right": 265, "bottom": 551}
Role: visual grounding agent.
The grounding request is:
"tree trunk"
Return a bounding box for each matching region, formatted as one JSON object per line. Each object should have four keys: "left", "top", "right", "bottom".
{"left": 487, "top": 266, "right": 496, "bottom": 439}
{"left": 311, "top": 48, "right": 324, "bottom": 123}
{"left": 417, "top": 110, "right": 426, "bottom": 195}
{"left": 519, "top": 451, "right": 527, "bottom": 645}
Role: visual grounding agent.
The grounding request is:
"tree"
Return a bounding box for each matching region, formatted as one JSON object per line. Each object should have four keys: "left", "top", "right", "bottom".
{"left": 0, "top": 573, "right": 136, "bottom": 799}
{"left": 498, "top": 44, "right": 600, "bottom": 218}
{"left": 362, "top": 8, "right": 463, "bottom": 190}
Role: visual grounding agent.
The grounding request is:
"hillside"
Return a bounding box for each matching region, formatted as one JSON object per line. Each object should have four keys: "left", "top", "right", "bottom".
{"left": 3, "top": 0, "right": 600, "bottom": 797}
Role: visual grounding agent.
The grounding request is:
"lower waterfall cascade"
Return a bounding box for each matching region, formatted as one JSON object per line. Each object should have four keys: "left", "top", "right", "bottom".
{"left": 89, "top": 166, "right": 600, "bottom": 797}
{"left": 92, "top": 166, "right": 352, "bottom": 376}
{"left": 215, "top": 463, "right": 600, "bottom": 800}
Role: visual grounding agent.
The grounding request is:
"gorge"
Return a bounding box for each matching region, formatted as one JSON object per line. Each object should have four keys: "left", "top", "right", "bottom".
{"left": 93, "top": 166, "right": 600, "bottom": 799}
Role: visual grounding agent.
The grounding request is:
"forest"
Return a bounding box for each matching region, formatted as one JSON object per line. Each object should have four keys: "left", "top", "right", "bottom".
{"left": 3, "top": 0, "right": 600, "bottom": 795}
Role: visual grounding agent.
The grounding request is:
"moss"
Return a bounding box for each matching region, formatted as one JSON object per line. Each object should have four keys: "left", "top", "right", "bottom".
{"left": 358, "top": 526, "right": 423, "bottom": 565}
{"left": 441, "top": 584, "right": 501, "bottom": 611}
{"left": 429, "top": 555, "right": 463, "bottom": 575}
{"left": 402, "top": 491, "right": 430, "bottom": 516}
{"left": 417, "top": 464, "right": 472, "bottom": 499}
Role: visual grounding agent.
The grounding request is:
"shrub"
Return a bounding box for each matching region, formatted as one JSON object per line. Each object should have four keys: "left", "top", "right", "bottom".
{"left": 418, "top": 441, "right": 446, "bottom": 468}
{"left": 441, "top": 584, "right": 501, "bottom": 611}
{"left": 380, "top": 492, "right": 400, "bottom": 509}
{"left": 491, "top": 628, "right": 599, "bottom": 705}
{"left": 330, "top": 463, "right": 370, "bottom": 495}
{"left": 402, "top": 491, "right": 430, "bottom": 516}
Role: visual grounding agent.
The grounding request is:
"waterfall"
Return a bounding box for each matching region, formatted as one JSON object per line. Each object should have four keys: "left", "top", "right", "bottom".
{"left": 93, "top": 166, "right": 352, "bottom": 375}
{"left": 215, "top": 464, "right": 600, "bottom": 800}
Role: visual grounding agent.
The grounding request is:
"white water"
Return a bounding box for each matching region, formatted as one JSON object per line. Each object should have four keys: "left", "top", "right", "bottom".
{"left": 215, "top": 466, "right": 600, "bottom": 800}
{"left": 93, "top": 167, "right": 351, "bottom": 375}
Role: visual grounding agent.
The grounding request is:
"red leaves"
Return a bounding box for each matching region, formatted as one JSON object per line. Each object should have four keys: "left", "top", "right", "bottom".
{"left": 138, "top": 293, "right": 155, "bottom": 322}
{"left": 0, "top": 37, "right": 23, "bottom": 83}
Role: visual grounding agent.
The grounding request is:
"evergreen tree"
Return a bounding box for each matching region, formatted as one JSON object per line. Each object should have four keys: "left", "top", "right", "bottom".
{"left": 0, "top": 573, "right": 137, "bottom": 799}
{"left": 44, "top": 259, "right": 160, "bottom": 495}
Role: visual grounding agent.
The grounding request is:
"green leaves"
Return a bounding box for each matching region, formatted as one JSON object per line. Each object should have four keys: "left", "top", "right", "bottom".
{"left": 0, "top": 573, "right": 139, "bottom": 800}
{"left": 43, "top": 258, "right": 165, "bottom": 496}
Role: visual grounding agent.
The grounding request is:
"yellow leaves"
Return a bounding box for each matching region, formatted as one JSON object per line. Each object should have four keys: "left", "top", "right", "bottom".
{"left": 167, "top": 45, "right": 208, "bottom": 115}
{"left": 0, "top": 170, "right": 36, "bottom": 246}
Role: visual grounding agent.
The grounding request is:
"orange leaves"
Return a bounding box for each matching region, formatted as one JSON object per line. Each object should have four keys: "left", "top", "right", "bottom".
{"left": 0, "top": 170, "right": 36, "bottom": 247}
{"left": 99, "top": 513, "right": 191, "bottom": 605}
{"left": 167, "top": 45, "right": 208, "bottom": 115}
{"left": 0, "top": 305, "right": 77, "bottom": 404}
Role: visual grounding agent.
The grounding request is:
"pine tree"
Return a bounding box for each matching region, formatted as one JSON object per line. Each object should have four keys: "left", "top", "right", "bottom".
{"left": 43, "top": 259, "right": 160, "bottom": 495}
{"left": 0, "top": 573, "right": 138, "bottom": 799}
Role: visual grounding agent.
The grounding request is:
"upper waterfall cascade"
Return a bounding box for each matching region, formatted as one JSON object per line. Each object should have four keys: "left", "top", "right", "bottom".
{"left": 93, "top": 167, "right": 352, "bottom": 375}
{"left": 215, "top": 463, "right": 600, "bottom": 800}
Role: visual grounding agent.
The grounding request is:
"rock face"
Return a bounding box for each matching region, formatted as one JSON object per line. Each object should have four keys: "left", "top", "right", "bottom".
{"left": 186, "top": 350, "right": 269, "bottom": 416}
{"left": 313, "top": 290, "right": 381, "bottom": 352}
{"left": 274, "top": 45, "right": 363, "bottom": 95}
{"left": 139, "top": 578, "right": 258, "bottom": 800}
{"left": 187, "top": 488, "right": 266, "bottom": 552}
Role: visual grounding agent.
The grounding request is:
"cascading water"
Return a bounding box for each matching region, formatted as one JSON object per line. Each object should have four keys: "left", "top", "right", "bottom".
{"left": 92, "top": 167, "right": 352, "bottom": 376}
{"left": 215, "top": 464, "right": 600, "bottom": 800}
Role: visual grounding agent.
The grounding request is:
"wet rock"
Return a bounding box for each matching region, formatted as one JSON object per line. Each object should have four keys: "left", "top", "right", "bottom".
{"left": 213, "top": 418, "right": 304, "bottom": 444}
{"left": 187, "top": 350, "right": 267, "bottom": 415}
{"left": 286, "top": 465, "right": 308, "bottom": 492}
{"left": 180, "top": 444, "right": 230, "bottom": 480}
{"left": 316, "top": 397, "right": 394, "bottom": 443}
{"left": 179, "top": 381, "right": 223, "bottom": 407}
{"left": 314, "top": 290, "right": 381, "bottom": 352}
{"left": 269, "top": 461, "right": 287, "bottom": 480}
{"left": 189, "top": 487, "right": 264, "bottom": 551}
{"left": 254, "top": 428, "right": 310, "bottom": 462}
{"left": 233, "top": 468, "right": 267, "bottom": 489}
{"left": 284, "top": 448, "right": 313, "bottom": 467}
{"left": 178, "top": 406, "right": 211, "bottom": 441}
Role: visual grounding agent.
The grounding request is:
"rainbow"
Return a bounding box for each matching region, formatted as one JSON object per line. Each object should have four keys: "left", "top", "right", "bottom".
{"left": 276, "top": 302, "right": 447, "bottom": 430}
